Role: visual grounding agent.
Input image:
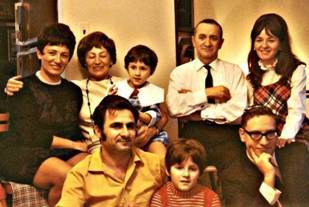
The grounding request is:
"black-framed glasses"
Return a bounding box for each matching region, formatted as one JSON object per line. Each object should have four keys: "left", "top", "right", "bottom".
{"left": 243, "top": 129, "right": 278, "bottom": 141}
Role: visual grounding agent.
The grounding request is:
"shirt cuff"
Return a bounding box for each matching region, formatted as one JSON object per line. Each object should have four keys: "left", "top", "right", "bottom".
{"left": 259, "top": 182, "right": 281, "bottom": 205}
{"left": 280, "top": 124, "right": 299, "bottom": 139}
{"left": 200, "top": 107, "right": 226, "bottom": 123}
{"left": 192, "top": 90, "right": 207, "bottom": 106}
{"left": 146, "top": 110, "right": 158, "bottom": 127}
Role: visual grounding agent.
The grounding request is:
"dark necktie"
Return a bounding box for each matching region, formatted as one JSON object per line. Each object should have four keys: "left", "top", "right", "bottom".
{"left": 130, "top": 88, "right": 139, "bottom": 98}
{"left": 204, "top": 64, "right": 215, "bottom": 103}
{"left": 130, "top": 88, "right": 142, "bottom": 110}
{"left": 204, "top": 64, "right": 213, "bottom": 88}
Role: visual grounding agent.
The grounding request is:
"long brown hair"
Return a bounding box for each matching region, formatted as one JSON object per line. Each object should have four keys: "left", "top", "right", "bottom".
{"left": 247, "top": 13, "right": 304, "bottom": 89}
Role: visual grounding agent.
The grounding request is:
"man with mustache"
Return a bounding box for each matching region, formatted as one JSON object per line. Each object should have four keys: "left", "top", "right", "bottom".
{"left": 56, "top": 95, "right": 166, "bottom": 207}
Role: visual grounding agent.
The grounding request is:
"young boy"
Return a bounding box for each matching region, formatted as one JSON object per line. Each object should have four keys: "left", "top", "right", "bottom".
{"left": 112, "top": 45, "right": 168, "bottom": 156}
{"left": 150, "top": 139, "right": 221, "bottom": 207}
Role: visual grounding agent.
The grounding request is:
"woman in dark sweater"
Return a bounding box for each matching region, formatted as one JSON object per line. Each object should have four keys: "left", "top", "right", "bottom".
{"left": 0, "top": 23, "right": 87, "bottom": 206}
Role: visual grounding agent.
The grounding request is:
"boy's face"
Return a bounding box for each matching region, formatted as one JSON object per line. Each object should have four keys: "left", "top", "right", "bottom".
{"left": 37, "top": 44, "right": 70, "bottom": 82}
{"left": 86, "top": 46, "right": 112, "bottom": 81}
{"left": 169, "top": 156, "right": 200, "bottom": 192}
{"left": 127, "top": 61, "right": 152, "bottom": 88}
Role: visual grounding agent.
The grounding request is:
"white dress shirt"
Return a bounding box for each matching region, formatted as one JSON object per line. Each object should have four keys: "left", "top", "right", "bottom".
{"left": 167, "top": 58, "right": 247, "bottom": 124}
{"left": 247, "top": 64, "right": 306, "bottom": 139}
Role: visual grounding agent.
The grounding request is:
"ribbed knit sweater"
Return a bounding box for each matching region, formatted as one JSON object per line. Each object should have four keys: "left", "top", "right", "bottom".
{"left": 150, "top": 182, "right": 221, "bottom": 207}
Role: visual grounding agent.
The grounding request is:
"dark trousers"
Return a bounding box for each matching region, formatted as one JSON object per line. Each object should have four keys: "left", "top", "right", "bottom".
{"left": 276, "top": 142, "right": 309, "bottom": 207}
{"left": 179, "top": 120, "right": 243, "bottom": 172}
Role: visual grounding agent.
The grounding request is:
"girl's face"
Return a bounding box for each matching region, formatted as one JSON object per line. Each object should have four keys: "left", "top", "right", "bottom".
{"left": 127, "top": 61, "right": 152, "bottom": 88}
{"left": 254, "top": 29, "right": 280, "bottom": 66}
{"left": 86, "top": 46, "right": 112, "bottom": 81}
{"left": 169, "top": 156, "right": 200, "bottom": 192}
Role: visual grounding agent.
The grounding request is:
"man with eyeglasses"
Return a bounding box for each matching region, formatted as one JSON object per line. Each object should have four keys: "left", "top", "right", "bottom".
{"left": 221, "top": 105, "right": 308, "bottom": 207}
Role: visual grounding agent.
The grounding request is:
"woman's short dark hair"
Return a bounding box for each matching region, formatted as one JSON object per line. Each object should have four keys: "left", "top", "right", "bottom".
{"left": 165, "top": 138, "right": 207, "bottom": 173}
{"left": 77, "top": 31, "right": 116, "bottom": 68}
{"left": 37, "top": 23, "right": 76, "bottom": 60}
{"left": 247, "top": 13, "right": 304, "bottom": 89}
{"left": 124, "top": 45, "right": 158, "bottom": 74}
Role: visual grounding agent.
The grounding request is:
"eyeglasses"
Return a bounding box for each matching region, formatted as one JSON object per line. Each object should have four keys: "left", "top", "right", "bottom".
{"left": 243, "top": 129, "right": 278, "bottom": 141}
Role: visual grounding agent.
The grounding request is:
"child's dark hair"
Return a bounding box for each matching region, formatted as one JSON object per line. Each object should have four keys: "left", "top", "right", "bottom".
{"left": 165, "top": 139, "right": 207, "bottom": 173}
{"left": 37, "top": 23, "right": 76, "bottom": 60}
{"left": 124, "top": 45, "right": 158, "bottom": 74}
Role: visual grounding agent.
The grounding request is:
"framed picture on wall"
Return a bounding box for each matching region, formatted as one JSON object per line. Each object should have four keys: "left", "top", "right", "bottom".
{"left": 176, "top": 31, "right": 194, "bottom": 65}
{"left": 175, "top": 0, "right": 194, "bottom": 66}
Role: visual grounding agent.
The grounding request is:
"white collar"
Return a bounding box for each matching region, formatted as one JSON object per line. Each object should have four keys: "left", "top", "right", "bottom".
{"left": 36, "top": 71, "right": 61, "bottom": 85}
{"left": 258, "top": 59, "right": 278, "bottom": 71}
{"left": 116, "top": 79, "right": 164, "bottom": 106}
{"left": 195, "top": 58, "right": 219, "bottom": 72}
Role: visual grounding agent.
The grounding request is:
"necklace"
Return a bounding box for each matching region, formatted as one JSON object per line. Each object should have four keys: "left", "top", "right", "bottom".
{"left": 85, "top": 78, "right": 105, "bottom": 152}
{"left": 86, "top": 79, "right": 95, "bottom": 131}
{"left": 85, "top": 76, "right": 114, "bottom": 128}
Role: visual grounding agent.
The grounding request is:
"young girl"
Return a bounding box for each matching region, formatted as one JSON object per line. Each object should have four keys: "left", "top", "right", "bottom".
{"left": 150, "top": 139, "right": 221, "bottom": 207}
{"left": 247, "top": 13, "right": 306, "bottom": 148}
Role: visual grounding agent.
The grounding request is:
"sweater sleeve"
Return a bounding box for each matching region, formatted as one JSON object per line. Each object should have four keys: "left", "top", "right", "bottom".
{"left": 210, "top": 194, "right": 222, "bottom": 207}
{"left": 280, "top": 64, "right": 306, "bottom": 139}
{"left": 60, "top": 82, "right": 83, "bottom": 141}
{"left": 8, "top": 80, "right": 54, "bottom": 148}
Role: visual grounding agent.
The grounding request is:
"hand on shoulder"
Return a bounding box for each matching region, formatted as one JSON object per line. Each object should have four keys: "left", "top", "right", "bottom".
{"left": 5, "top": 75, "right": 23, "bottom": 96}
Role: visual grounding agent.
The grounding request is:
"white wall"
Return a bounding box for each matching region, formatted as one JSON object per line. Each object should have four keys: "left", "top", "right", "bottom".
{"left": 58, "top": 0, "right": 179, "bottom": 140}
